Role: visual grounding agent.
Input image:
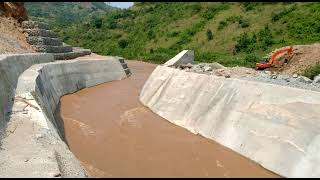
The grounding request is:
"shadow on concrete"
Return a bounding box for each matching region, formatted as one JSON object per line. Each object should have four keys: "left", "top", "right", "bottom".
{"left": 53, "top": 102, "right": 68, "bottom": 146}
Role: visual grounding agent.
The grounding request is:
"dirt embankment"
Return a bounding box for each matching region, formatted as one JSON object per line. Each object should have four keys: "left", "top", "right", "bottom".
{"left": 277, "top": 44, "right": 320, "bottom": 75}
{"left": 0, "top": 2, "right": 33, "bottom": 54}
{"left": 0, "top": 2, "right": 27, "bottom": 22}
{"left": 0, "top": 16, "right": 34, "bottom": 54}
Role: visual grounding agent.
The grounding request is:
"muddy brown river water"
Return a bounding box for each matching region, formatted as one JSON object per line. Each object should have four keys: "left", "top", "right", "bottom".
{"left": 55, "top": 60, "right": 280, "bottom": 178}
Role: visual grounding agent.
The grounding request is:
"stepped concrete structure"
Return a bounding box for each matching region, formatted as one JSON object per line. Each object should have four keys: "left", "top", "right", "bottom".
{"left": 0, "top": 53, "right": 129, "bottom": 177}
{"left": 140, "top": 50, "right": 320, "bottom": 178}
{"left": 22, "top": 21, "right": 91, "bottom": 60}
{"left": 118, "top": 56, "right": 131, "bottom": 76}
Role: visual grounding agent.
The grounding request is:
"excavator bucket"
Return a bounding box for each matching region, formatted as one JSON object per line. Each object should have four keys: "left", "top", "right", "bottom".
{"left": 256, "top": 62, "right": 271, "bottom": 70}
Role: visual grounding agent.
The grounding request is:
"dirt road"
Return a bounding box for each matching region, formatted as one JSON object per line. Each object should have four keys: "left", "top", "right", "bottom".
{"left": 55, "top": 60, "right": 280, "bottom": 178}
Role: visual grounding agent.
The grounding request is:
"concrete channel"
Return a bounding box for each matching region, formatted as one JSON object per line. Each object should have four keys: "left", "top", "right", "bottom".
{"left": 140, "top": 51, "right": 320, "bottom": 178}
{"left": 0, "top": 53, "right": 128, "bottom": 177}
{"left": 2, "top": 50, "right": 316, "bottom": 177}
{"left": 55, "top": 60, "right": 279, "bottom": 178}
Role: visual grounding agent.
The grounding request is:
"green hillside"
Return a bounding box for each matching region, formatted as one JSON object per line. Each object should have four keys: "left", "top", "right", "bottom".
{"left": 30, "top": 2, "right": 320, "bottom": 67}
{"left": 25, "top": 2, "right": 117, "bottom": 29}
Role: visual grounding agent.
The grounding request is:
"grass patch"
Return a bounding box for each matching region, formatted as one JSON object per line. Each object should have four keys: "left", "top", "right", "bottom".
{"left": 302, "top": 64, "right": 320, "bottom": 79}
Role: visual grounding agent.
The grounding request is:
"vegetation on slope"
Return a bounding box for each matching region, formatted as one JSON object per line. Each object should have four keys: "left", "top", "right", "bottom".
{"left": 303, "top": 64, "right": 320, "bottom": 80}
{"left": 25, "top": 2, "right": 117, "bottom": 29}
{"left": 28, "top": 2, "right": 320, "bottom": 67}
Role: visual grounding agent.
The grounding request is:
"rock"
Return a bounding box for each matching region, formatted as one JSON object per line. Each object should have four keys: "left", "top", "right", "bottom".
{"left": 296, "top": 76, "right": 312, "bottom": 83}
{"left": 191, "top": 66, "right": 203, "bottom": 73}
{"left": 209, "top": 62, "right": 225, "bottom": 69}
{"left": 215, "top": 72, "right": 223, "bottom": 76}
{"left": 225, "top": 74, "right": 231, "bottom": 78}
{"left": 185, "top": 63, "right": 193, "bottom": 68}
{"left": 293, "top": 74, "right": 298, "bottom": 78}
{"left": 180, "top": 63, "right": 193, "bottom": 69}
{"left": 258, "top": 73, "right": 271, "bottom": 79}
{"left": 218, "top": 69, "right": 224, "bottom": 73}
{"left": 246, "top": 70, "right": 251, "bottom": 74}
{"left": 203, "top": 66, "right": 212, "bottom": 72}
{"left": 53, "top": 173, "right": 61, "bottom": 177}
{"left": 35, "top": 134, "right": 43, "bottom": 139}
{"left": 272, "top": 75, "right": 277, "bottom": 79}
{"left": 283, "top": 77, "right": 290, "bottom": 82}
{"left": 265, "top": 71, "right": 271, "bottom": 75}
{"left": 313, "top": 75, "right": 320, "bottom": 83}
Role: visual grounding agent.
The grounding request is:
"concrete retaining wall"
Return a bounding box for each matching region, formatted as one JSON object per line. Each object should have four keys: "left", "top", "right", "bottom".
{"left": 139, "top": 65, "right": 320, "bottom": 178}
{"left": 0, "top": 54, "right": 127, "bottom": 177}
{"left": 16, "top": 59, "right": 127, "bottom": 138}
{"left": 0, "top": 53, "right": 54, "bottom": 128}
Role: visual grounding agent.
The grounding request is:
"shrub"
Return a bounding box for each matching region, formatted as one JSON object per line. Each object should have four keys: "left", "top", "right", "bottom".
{"left": 147, "top": 30, "right": 156, "bottom": 40}
{"left": 206, "top": 29, "right": 213, "bottom": 41}
{"left": 167, "top": 31, "right": 180, "bottom": 37}
{"left": 235, "top": 32, "right": 252, "bottom": 53}
{"left": 302, "top": 64, "right": 320, "bottom": 80}
{"left": 258, "top": 26, "right": 274, "bottom": 50}
{"left": 106, "top": 20, "right": 117, "bottom": 29}
{"left": 189, "top": 3, "right": 201, "bottom": 13}
{"left": 242, "top": 2, "right": 259, "bottom": 11}
{"left": 226, "top": 16, "right": 241, "bottom": 23}
{"left": 93, "top": 18, "right": 102, "bottom": 29}
{"left": 118, "top": 38, "right": 128, "bottom": 48}
{"left": 244, "top": 53, "right": 258, "bottom": 63}
{"left": 239, "top": 19, "right": 250, "bottom": 28}
{"left": 218, "top": 20, "right": 228, "bottom": 30}
{"left": 271, "top": 5, "right": 296, "bottom": 22}
{"left": 176, "top": 20, "right": 206, "bottom": 46}
{"left": 200, "top": 4, "right": 230, "bottom": 20}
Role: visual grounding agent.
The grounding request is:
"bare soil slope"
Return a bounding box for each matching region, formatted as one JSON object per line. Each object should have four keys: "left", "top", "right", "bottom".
{"left": 0, "top": 16, "right": 34, "bottom": 54}
{"left": 279, "top": 44, "right": 320, "bottom": 75}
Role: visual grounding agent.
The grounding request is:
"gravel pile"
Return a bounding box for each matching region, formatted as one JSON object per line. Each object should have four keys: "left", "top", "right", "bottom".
{"left": 171, "top": 63, "right": 320, "bottom": 92}
{"left": 240, "top": 72, "right": 320, "bottom": 92}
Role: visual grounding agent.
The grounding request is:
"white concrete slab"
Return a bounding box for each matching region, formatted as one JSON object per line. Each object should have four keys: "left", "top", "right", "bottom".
{"left": 164, "top": 50, "right": 194, "bottom": 66}
{"left": 140, "top": 65, "right": 320, "bottom": 178}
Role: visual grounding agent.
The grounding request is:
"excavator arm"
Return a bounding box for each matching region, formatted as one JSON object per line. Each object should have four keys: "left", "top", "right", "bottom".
{"left": 256, "top": 46, "right": 293, "bottom": 70}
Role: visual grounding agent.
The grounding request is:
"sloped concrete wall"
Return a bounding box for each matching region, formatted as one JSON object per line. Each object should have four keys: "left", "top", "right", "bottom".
{"left": 0, "top": 53, "right": 54, "bottom": 128}
{"left": 139, "top": 65, "right": 320, "bottom": 178}
{"left": 164, "top": 50, "right": 194, "bottom": 66}
{"left": 0, "top": 54, "right": 127, "bottom": 177}
{"left": 16, "top": 59, "right": 127, "bottom": 138}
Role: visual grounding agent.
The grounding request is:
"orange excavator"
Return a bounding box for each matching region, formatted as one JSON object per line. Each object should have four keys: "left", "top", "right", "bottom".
{"left": 256, "top": 46, "right": 294, "bottom": 70}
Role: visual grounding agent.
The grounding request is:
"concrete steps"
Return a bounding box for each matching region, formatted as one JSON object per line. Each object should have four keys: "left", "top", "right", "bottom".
{"left": 24, "top": 29, "right": 58, "bottom": 38}
{"left": 22, "top": 21, "right": 49, "bottom": 30}
{"left": 31, "top": 45, "right": 72, "bottom": 53}
{"left": 53, "top": 48, "right": 92, "bottom": 60}
{"left": 23, "top": 20, "right": 91, "bottom": 59}
{"left": 26, "top": 36, "right": 62, "bottom": 46}
{"left": 118, "top": 57, "right": 131, "bottom": 76}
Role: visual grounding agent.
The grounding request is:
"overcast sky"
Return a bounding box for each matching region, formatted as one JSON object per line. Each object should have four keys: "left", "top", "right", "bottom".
{"left": 105, "top": 2, "right": 134, "bottom": 9}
